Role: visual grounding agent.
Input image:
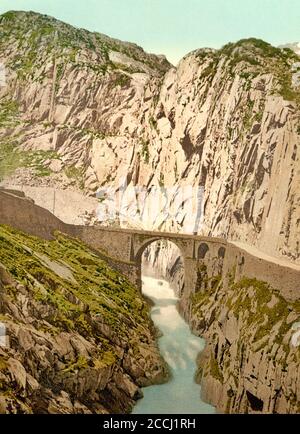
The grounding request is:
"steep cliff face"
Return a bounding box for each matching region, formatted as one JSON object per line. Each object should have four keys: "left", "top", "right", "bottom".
{"left": 0, "top": 225, "right": 168, "bottom": 414}
{"left": 179, "top": 270, "right": 300, "bottom": 414}
{"left": 0, "top": 12, "right": 299, "bottom": 263}
{"left": 0, "top": 10, "right": 170, "bottom": 223}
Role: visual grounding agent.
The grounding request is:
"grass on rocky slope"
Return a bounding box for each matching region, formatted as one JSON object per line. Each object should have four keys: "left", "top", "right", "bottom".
{"left": 191, "top": 274, "right": 300, "bottom": 390}
{"left": 0, "top": 139, "right": 59, "bottom": 181}
{"left": 0, "top": 10, "right": 170, "bottom": 81}
{"left": 198, "top": 38, "right": 300, "bottom": 106}
{"left": 225, "top": 277, "right": 295, "bottom": 345}
{"left": 0, "top": 225, "right": 148, "bottom": 336}
{"left": 192, "top": 274, "right": 300, "bottom": 361}
{"left": 0, "top": 97, "right": 58, "bottom": 180}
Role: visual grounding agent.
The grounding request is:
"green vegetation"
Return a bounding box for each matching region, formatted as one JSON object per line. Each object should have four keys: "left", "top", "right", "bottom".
{"left": 192, "top": 270, "right": 299, "bottom": 345}
{"left": 0, "top": 10, "right": 169, "bottom": 83}
{"left": 58, "top": 123, "right": 106, "bottom": 140}
{"left": 254, "top": 110, "right": 264, "bottom": 123}
{"left": 62, "top": 355, "right": 89, "bottom": 374}
{"left": 1, "top": 11, "right": 17, "bottom": 21}
{"left": 275, "top": 66, "right": 300, "bottom": 105}
{"left": 231, "top": 39, "right": 300, "bottom": 105}
{"left": 93, "top": 351, "right": 116, "bottom": 369}
{"left": 220, "top": 276, "right": 299, "bottom": 353}
{"left": 198, "top": 38, "right": 300, "bottom": 108}
{"left": 220, "top": 38, "right": 295, "bottom": 60}
{"left": 110, "top": 62, "right": 143, "bottom": 75}
{"left": 242, "top": 99, "right": 255, "bottom": 130}
{"left": 191, "top": 263, "right": 221, "bottom": 309}
{"left": 140, "top": 139, "right": 150, "bottom": 163}
{"left": 0, "top": 99, "right": 20, "bottom": 128}
{"left": 113, "top": 73, "right": 131, "bottom": 88}
{"left": 201, "top": 61, "right": 218, "bottom": 81}
{"left": 0, "top": 225, "right": 149, "bottom": 339}
{"left": 22, "top": 150, "right": 59, "bottom": 176}
{"left": 158, "top": 172, "right": 164, "bottom": 187}
{"left": 0, "top": 141, "right": 21, "bottom": 180}
{"left": 64, "top": 165, "right": 85, "bottom": 189}
{"left": 210, "top": 356, "right": 224, "bottom": 383}
{"left": 0, "top": 144, "right": 59, "bottom": 181}
{"left": 190, "top": 272, "right": 300, "bottom": 398}
{"left": 0, "top": 98, "right": 22, "bottom": 180}
{"left": 55, "top": 62, "right": 65, "bottom": 93}
{"left": 149, "top": 116, "right": 158, "bottom": 131}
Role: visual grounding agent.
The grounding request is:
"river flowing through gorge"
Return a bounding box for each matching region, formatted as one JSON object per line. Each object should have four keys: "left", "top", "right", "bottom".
{"left": 132, "top": 276, "right": 215, "bottom": 414}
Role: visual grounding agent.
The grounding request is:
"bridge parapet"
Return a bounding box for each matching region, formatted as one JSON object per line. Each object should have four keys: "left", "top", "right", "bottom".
{"left": 69, "top": 226, "right": 133, "bottom": 263}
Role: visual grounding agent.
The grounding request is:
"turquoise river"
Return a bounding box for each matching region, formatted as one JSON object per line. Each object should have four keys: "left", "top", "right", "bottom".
{"left": 133, "top": 276, "right": 215, "bottom": 414}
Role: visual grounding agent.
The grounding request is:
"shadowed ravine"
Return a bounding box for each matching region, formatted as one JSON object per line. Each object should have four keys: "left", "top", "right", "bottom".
{"left": 132, "top": 276, "right": 215, "bottom": 414}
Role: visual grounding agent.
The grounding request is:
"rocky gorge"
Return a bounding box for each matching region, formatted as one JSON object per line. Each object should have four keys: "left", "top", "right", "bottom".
{"left": 0, "top": 10, "right": 300, "bottom": 414}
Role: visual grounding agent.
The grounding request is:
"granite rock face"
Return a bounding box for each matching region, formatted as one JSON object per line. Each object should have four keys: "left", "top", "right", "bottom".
{"left": 179, "top": 269, "right": 300, "bottom": 414}
{"left": 0, "top": 12, "right": 299, "bottom": 264}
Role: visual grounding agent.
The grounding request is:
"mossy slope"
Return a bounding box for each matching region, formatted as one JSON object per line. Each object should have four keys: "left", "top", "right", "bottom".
{"left": 0, "top": 224, "right": 168, "bottom": 414}
{"left": 188, "top": 273, "right": 300, "bottom": 413}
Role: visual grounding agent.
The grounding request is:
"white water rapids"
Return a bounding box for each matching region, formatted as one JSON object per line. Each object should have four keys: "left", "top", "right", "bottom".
{"left": 133, "top": 276, "right": 215, "bottom": 414}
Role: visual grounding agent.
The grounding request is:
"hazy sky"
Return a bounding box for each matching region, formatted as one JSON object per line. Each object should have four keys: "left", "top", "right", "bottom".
{"left": 0, "top": 0, "right": 299, "bottom": 64}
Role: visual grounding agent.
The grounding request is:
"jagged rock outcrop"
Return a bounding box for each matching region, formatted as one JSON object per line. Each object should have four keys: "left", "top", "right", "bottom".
{"left": 0, "top": 11, "right": 299, "bottom": 263}
{"left": 0, "top": 225, "right": 168, "bottom": 414}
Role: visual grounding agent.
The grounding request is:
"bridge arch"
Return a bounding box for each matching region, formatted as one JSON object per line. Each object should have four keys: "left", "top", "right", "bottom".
{"left": 198, "top": 242, "right": 209, "bottom": 259}
{"left": 134, "top": 237, "right": 185, "bottom": 296}
{"left": 135, "top": 237, "right": 184, "bottom": 263}
{"left": 218, "top": 246, "right": 226, "bottom": 258}
{"left": 238, "top": 254, "right": 245, "bottom": 275}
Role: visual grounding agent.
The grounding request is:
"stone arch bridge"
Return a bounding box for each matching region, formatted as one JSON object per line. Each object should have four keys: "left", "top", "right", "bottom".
{"left": 0, "top": 188, "right": 299, "bottom": 300}
{"left": 71, "top": 224, "right": 228, "bottom": 293}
